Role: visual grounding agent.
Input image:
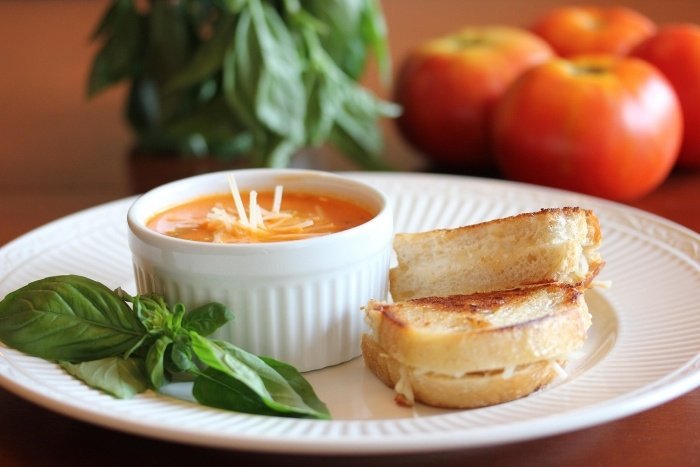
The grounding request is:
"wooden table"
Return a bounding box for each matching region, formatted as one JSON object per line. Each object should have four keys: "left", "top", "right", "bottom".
{"left": 1, "top": 1, "right": 699, "bottom": 465}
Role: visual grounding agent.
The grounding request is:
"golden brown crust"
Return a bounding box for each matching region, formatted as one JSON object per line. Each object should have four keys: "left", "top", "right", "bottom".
{"left": 407, "top": 285, "right": 582, "bottom": 312}
{"left": 364, "top": 283, "right": 591, "bottom": 375}
{"left": 584, "top": 208, "right": 603, "bottom": 246}
{"left": 378, "top": 285, "right": 582, "bottom": 328}
{"left": 396, "top": 207, "right": 588, "bottom": 237}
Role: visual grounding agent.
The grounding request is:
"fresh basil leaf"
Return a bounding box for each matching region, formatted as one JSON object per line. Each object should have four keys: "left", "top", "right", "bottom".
{"left": 304, "top": 74, "right": 342, "bottom": 146}
{"left": 193, "top": 368, "right": 323, "bottom": 418}
{"left": 182, "top": 302, "right": 233, "bottom": 336}
{"left": 360, "top": 0, "right": 392, "bottom": 85}
{"left": 189, "top": 334, "right": 329, "bottom": 418}
{"left": 335, "top": 102, "right": 381, "bottom": 156}
{"left": 222, "top": 9, "right": 260, "bottom": 131}
{"left": 329, "top": 121, "right": 390, "bottom": 171}
{"left": 168, "top": 337, "right": 195, "bottom": 373}
{"left": 264, "top": 137, "right": 300, "bottom": 168}
{"left": 251, "top": 1, "right": 306, "bottom": 143}
{"left": 60, "top": 357, "right": 149, "bottom": 399}
{"left": 146, "top": 0, "right": 194, "bottom": 83}
{"left": 90, "top": 0, "right": 126, "bottom": 40}
{"left": 256, "top": 67, "right": 305, "bottom": 142}
{"left": 0, "top": 275, "right": 148, "bottom": 361}
{"left": 195, "top": 357, "right": 331, "bottom": 418}
{"left": 171, "top": 302, "right": 187, "bottom": 329}
{"left": 304, "top": 0, "right": 367, "bottom": 80}
{"left": 88, "top": 3, "right": 145, "bottom": 96}
{"left": 260, "top": 356, "right": 330, "bottom": 417}
{"left": 135, "top": 96, "right": 253, "bottom": 159}
{"left": 145, "top": 335, "right": 172, "bottom": 389}
{"left": 127, "top": 76, "right": 161, "bottom": 131}
{"left": 193, "top": 368, "right": 279, "bottom": 416}
{"left": 326, "top": 78, "right": 400, "bottom": 169}
{"left": 164, "top": 15, "right": 236, "bottom": 92}
{"left": 189, "top": 334, "right": 268, "bottom": 394}
{"left": 220, "top": 0, "right": 246, "bottom": 13}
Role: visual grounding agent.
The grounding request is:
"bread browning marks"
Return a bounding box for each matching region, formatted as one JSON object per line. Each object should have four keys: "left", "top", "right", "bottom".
{"left": 364, "top": 284, "right": 590, "bottom": 376}
{"left": 393, "top": 286, "right": 582, "bottom": 328}
{"left": 371, "top": 296, "right": 502, "bottom": 330}
{"left": 371, "top": 286, "right": 582, "bottom": 331}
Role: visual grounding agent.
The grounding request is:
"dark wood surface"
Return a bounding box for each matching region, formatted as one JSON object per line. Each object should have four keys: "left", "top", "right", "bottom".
{"left": 1, "top": 1, "right": 699, "bottom": 466}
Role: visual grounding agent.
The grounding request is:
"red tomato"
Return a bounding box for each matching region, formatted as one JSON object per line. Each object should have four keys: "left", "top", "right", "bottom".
{"left": 491, "top": 55, "right": 682, "bottom": 201}
{"left": 532, "top": 6, "right": 656, "bottom": 57}
{"left": 632, "top": 24, "right": 700, "bottom": 168}
{"left": 395, "top": 26, "right": 554, "bottom": 171}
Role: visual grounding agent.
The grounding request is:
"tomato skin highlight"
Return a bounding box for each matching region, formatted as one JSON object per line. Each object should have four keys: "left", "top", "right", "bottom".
{"left": 395, "top": 26, "right": 554, "bottom": 171}
{"left": 531, "top": 5, "right": 656, "bottom": 57}
{"left": 632, "top": 23, "right": 700, "bottom": 168}
{"left": 491, "top": 56, "right": 682, "bottom": 201}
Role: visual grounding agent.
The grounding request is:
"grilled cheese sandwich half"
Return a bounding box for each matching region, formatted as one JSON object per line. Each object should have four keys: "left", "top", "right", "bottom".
{"left": 362, "top": 283, "right": 591, "bottom": 408}
{"left": 389, "top": 207, "right": 603, "bottom": 301}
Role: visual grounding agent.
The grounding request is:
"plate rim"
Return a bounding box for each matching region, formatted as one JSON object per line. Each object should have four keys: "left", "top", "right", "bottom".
{"left": 1, "top": 171, "right": 699, "bottom": 455}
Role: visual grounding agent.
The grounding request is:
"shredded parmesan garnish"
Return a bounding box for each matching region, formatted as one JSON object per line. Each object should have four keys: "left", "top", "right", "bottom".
{"left": 207, "top": 206, "right": 235, "bottom": 230}
{"left": 248, "top": 190, "right": 265, "bottom": 230}
{"left": 227, "top": 175, "right": 249, "bottom": 227}
{"left": 272, "top": 185, "right": 283, "bottom": 214}
{"left": 550, "top": 360, "right": 568, "bottom": 380}
{"left": 203, "top": 174, "right": 334, "bottom": 243}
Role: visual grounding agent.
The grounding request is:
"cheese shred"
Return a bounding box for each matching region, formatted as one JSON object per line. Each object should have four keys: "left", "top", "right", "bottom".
{"left": 204, "top": 175, "right": 333, "bottom": 243}
{"left": 272, "top": 185, "right": 283, "bottom": 214}
{"left": 550, "top": 361, "right": 568, "bottom": 380}
{"left": 227, "top": 175, "right": 249, "bottom": 227}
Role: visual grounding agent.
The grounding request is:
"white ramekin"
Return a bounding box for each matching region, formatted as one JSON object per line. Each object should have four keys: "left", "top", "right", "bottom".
{"left": 126, "top": 169, "right": 393, "bottom": 372}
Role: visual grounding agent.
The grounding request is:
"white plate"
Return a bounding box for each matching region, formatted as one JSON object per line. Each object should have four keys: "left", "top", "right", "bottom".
{"left": 1, "top": 172, "right": 699, "bottom": 455}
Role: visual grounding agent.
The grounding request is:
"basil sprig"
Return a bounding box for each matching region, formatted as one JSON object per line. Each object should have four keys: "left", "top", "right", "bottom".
{"left": 88, "top": 0, "right": 399, "bottom": 169}
{"left": 0, "top": 275, "right": 330, "bottom": 419}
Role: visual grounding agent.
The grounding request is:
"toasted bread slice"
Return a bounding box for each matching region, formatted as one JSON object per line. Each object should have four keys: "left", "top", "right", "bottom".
{"left": 389, "top": 207, "right": 603, "bottom": 301}
{"left": 363, "top": 283, "right": 591, "bottom": 376}
{"left": 361, "top": 335, "right": 561, "bottom": 409}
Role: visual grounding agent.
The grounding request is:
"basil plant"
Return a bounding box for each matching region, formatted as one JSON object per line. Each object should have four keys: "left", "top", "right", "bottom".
{"left": 88, "top": 0, "right": 399, "bottom": 168}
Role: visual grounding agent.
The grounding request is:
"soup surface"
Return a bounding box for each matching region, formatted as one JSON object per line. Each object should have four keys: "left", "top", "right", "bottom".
{"left": 147, "top": 190, "right": 375, "bottom": 243}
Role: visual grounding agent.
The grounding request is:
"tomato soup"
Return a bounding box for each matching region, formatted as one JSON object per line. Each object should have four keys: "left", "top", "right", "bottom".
{"left": 147, "top": 190, "right": 374, "bottom": 243}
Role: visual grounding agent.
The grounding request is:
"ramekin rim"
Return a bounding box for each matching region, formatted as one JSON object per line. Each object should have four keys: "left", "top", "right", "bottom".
{"left": 126, "top": 168, "right": 392, "bottom": 253}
